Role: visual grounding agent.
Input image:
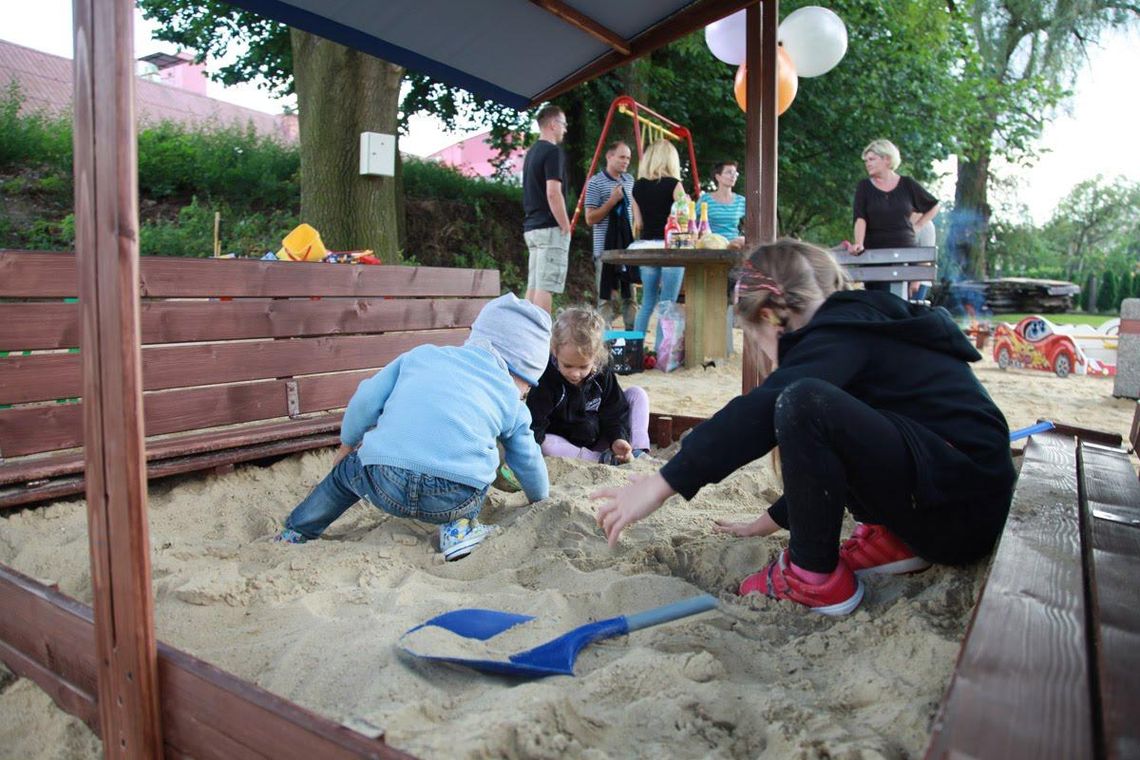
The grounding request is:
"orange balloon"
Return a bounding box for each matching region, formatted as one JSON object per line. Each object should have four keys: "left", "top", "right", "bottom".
{"left": 734, "top": 48, "right": 799, "bottom": 115}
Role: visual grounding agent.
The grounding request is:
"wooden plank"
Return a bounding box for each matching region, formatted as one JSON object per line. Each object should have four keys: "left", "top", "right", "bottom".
{"left": 0, "top": 251, "right": 500, "bottom": 298}
{"left": 528, "top": 0, "right": 755, "bottom": 105}
{"left": 844, "top": 264, "right": 936, "bottom": 282}
{"left": 0, "top": 298, "right": 486, "bottom": 351}
{"left": 0, "top": 565, "right": 100, "bottom": 733}
{"left": 1077, "top": 442, "right": 1140, "bottom": 760}
{"left": 0, "top": 415, "right": 342, "bottom": 486}
{"left": 925, "top": 432, "right": 1094, "bottom": 760}
{"left": 831, "top": 247, "right": 937, "bottom": 266}
{"left": 527, "top": 0, "right": 630, "bottom": 54}
{"left": 1044, "top": 420, "right": 1123, "bottom": 449}
{"left": 3, "top": 329, "right": 467, "bottom": 404}
{"left": 0, "top": 303, "right": 81, "bottom": 351}
{"left": 0, "top": 433, "right": 341, "bottom": 510}
{"left": 0, "top": 565, "right": 414, "bottom": 758}
{"left": 74, "top": 0, "right": 164, "bottom": 751}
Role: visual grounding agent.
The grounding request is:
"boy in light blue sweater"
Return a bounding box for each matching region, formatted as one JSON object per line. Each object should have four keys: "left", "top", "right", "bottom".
{"left": 275, "top": 293, "right": 552, "bottom": 560}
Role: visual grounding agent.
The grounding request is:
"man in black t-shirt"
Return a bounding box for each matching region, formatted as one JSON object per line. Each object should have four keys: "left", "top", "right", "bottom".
{"left": 522, "top": 105, "right": 571, "bottom": 313}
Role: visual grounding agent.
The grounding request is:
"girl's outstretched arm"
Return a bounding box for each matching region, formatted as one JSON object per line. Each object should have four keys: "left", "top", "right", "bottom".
{"left": 592, "top": 473, "right": 676, "bottom": 547}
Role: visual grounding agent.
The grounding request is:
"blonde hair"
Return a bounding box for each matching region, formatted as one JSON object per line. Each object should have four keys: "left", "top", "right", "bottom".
{"left": 863, "top": 138, "right": 901, "bottom": 170}
{"left": 551, "top": 306, "right": 609, "bottom": 368}
{"left": 638, "top": 139, "right": 681, "bottom": 181}
{"left": 735, "top": 238, "right": 851, "bottom": 327}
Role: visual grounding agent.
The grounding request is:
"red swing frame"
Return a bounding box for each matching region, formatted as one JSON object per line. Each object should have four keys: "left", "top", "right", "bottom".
{"left": 569, "top": 95, "right": 702, "bottom": 233}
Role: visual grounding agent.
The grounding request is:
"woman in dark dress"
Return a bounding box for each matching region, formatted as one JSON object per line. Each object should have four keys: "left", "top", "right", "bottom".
{"left": 849, "top": 139, "right": 939, "bottom": 255}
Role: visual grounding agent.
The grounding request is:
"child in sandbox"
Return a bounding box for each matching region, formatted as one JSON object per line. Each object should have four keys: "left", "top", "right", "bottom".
{"left": 526, "top": 306, "right": 651, "bottom": 465}
{"left": 592, "top": 239, "right": 1016, "bottom": 615}
{"left": 275, "top": 293, "right": 551, "bottom": 560}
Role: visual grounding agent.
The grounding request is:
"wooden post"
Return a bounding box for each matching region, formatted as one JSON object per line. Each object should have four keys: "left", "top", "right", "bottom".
{"left": 73, "top": 0, "right": 163, "bottom": 755}
{"left": 741, "top": 0, "right": 778, "bottom": 394}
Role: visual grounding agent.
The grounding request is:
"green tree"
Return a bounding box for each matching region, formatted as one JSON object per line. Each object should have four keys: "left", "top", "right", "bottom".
{"left": 138, "top": 0, "right": 405, "bottom": 261}
{"left": 1098, "top": 269, "right": 1118, "bottom": 313}
{"left": 1046, "top": 175, "right": 1140, "bottom": 280}
{"left": 949, "top": 1, "right": 1139, "bottom": 279}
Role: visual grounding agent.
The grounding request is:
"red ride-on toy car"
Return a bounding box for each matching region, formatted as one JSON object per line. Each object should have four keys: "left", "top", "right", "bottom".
{"left": 991, "top": 316, "right": 1091, "bottom": 378}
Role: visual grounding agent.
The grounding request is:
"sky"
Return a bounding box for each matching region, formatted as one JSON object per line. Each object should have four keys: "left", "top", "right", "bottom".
{"left": 2, "top": 0, "right": 1138, "bottom": 225}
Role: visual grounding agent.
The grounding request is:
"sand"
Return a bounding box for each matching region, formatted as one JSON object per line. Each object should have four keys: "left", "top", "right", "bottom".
{"left": 1, "top": 331, "right": 1134, "bottom": 760}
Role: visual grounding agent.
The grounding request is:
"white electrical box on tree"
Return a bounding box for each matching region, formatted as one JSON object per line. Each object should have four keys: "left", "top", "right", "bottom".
{"left": 359, "top": 132, "right": 395, "bottom": 176}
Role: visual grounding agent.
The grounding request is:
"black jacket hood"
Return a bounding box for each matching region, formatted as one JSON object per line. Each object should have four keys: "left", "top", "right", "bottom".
{"left": 781, "top": 290, "right": 981, "bottom": 363}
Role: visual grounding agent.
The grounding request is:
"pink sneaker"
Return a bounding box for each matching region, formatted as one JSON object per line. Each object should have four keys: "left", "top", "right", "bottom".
{"left": 839, "top": 523, "right": 931, "bottom": 577}
{"left": 738, "top": 551, "right": 864, "bottom": 616}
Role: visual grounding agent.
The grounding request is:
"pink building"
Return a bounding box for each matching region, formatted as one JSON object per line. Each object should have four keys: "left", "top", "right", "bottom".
{"left": 0, "top": 39, "right": 297, "bottom": 143}
{"left": 429, "top": 131, "right": 524, "bottom": 179}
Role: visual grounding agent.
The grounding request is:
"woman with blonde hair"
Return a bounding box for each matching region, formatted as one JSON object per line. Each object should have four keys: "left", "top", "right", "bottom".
{"left": 593, "top": 238, "right": 1015, "bottom": 616}
{"left": 850, "top": 138, "right": 939, "bottom": 255}
{"left": 631, "top": 139, "right": 688, "bottom": 334}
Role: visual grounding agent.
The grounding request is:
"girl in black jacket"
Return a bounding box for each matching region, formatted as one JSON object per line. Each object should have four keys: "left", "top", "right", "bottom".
{"left": 593, "top": 239, "right": 1015, "bottom": 616}
{"left": 528, "top": 307, "right": 651, "bottom": 465}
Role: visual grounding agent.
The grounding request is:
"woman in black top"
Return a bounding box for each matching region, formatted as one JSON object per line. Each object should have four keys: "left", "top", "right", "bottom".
{"left": 592, "top": 239, "right": 1014, "bottom": 617}
{"left": 631, "top": 139, "right": 687, "bottom": 334}
{"left": 849, "top": 138, "right": 938, "bottom": 254}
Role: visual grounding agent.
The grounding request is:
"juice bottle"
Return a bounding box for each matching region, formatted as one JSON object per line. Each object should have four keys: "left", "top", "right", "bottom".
{"left": 698, "top": 202, "right": 711, "bottom": 239}
{"left": 664, "top": 212, "right": 680, "bottom": 248}
{"left": 687, "top": 199, "right": 698, "bottom": 237}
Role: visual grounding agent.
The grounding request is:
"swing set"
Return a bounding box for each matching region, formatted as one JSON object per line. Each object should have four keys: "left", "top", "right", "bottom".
{"left": 569, "top": 95, "right": 702, "bottom": 233}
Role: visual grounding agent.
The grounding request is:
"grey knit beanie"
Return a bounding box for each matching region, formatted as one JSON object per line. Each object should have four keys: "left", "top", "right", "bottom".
{"left": 466, "top": 293, "right": 552, "bottom": 386}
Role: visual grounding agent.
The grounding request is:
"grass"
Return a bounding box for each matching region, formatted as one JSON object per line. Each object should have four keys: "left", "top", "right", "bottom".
{"left": 993, "top": 313, "right": 1118, "bottom": 326}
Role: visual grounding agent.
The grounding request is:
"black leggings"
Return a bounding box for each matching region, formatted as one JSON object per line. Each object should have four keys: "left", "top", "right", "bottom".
{"left": 774, "top": 378, "right": 919, "bottom": 573}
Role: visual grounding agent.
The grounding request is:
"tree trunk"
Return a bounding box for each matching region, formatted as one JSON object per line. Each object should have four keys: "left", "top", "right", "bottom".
{"left": 950, "top": 150, "right": 991, "bottom": 280}
{"left": 291, "top": 30, "right": 404, "bottom": 262}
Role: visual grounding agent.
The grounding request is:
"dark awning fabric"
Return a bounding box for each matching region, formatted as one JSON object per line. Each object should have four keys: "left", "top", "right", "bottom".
{"left": 224, "top": 0, "right": 755, "bottom": 108}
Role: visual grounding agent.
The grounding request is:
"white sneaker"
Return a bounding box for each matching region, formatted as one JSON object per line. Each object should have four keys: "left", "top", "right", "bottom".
{"left": 439, "top": 518, "right": 491, "bottom": 561}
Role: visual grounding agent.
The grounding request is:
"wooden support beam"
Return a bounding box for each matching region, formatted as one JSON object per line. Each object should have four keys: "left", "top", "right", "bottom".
{"left": 73, "top": 0, "right": 163, "bottom": 754}
{"left": 529, "top": 0, "right": 756, "bottom": 104}
{"left": 528, "top": 0, "right": 630, "bottom": 55}
{"left": 741, "top": 0, "right": 777, "bottom": 395}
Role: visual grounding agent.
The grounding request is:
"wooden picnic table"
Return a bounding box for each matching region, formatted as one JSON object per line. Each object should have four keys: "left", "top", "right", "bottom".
{"left": 602, "top": 247, "right": 742, "bottom": 369}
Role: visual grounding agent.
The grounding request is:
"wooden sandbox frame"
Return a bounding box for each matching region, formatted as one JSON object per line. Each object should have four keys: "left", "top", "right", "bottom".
{"left": 0, "top": 0, "right": 783, "bottom": 754}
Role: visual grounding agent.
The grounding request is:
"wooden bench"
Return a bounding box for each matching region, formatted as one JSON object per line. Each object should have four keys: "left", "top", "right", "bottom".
{"left": 0, "top": 251, "right": 498, "bottom": 509}
{"left": 925, "top": 426, "right": 1140, "bottom": 759}
{"left": 830, "top": 246, "right": 937, "bottom": 300}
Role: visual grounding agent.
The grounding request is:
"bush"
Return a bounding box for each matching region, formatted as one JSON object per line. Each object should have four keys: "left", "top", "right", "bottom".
{"left": 137, "top": 120, "right": 299, "bottom": 208}
{"left": 140, "top": 197, "right": 298, "bottom": 258}
{"left": 403, "top": 157, "right": 521, "bottom": 204}
{"left": 0, "top": 82, "right": 72, "bottom": 171}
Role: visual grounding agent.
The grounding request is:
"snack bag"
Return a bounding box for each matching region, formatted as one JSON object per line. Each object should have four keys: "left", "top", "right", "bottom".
{"left": 654, "top": 301, "right": 685, "bottom": 372}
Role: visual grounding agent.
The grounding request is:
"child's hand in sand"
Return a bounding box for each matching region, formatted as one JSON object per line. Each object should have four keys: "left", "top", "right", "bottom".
{"left": 611, "top": 439, "right": 633, "bottom": 464}
{"left": 592, "top": 472, "right": 675, "bottom": 547}
{"left": 713, "top": 512, "right": 781, "bottom": 538}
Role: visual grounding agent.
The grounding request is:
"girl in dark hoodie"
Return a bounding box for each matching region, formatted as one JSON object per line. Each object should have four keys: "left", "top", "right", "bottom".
{"left": 528, "top": 307, "right": 651, "bottom": 465}
{"left": 593, "top": 239, "right": 1015, "bottom": 615}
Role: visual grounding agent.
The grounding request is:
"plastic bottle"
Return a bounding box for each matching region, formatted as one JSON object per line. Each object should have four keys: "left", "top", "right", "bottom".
{"left": 664, "top": 212, "right": 680, "bottom": 249}
{"left": 687, "top": 199, "right": 698, "bottom": 237}
{"left": 698, "top": 202, "right": 711, "bottom": 239}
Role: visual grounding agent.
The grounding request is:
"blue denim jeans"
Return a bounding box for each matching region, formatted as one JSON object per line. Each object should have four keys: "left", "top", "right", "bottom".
{"left": 284, "top": 453, "right": 488, "bottom": 539}
{"left": 634, "top": 265, "right": 685, "bottom": 333}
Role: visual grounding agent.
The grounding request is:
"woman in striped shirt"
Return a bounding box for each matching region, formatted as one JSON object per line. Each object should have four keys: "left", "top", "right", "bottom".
{"left": 698, "top": 161, "right": 746, "bottom": 249}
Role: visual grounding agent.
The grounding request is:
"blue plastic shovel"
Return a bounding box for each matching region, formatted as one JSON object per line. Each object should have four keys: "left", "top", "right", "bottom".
{"left": 399, "top": 594, "right": 718, "bottom": 678}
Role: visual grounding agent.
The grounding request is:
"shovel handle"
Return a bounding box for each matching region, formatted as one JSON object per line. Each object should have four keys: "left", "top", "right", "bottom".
{"left": 623, "top": 594, "right": 718, "bottom": 633}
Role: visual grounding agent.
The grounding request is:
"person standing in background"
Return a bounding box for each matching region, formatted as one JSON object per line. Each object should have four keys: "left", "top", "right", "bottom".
{"left": 631, "top": 139, "right": 687, "bottom": 334}
{"left": 585, "top": 141, "right": 641, "bottom": 329}
{"left": 522, "top": 105, "right": 571, "bottom": 313}
{"left": 698, "top": 160, "right": 746, "bottom": 249}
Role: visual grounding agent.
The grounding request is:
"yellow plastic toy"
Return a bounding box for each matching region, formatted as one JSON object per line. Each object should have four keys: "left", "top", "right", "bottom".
{"left": 276, "top": 223, "right": 328, "bottom": 261}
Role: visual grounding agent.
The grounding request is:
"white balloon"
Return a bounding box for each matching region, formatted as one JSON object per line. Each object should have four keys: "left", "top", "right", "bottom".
{"left": 778, "top": 6, "right": 848, "bottom": 78}
{"left": 705, "top": 9, "right": 747, "bottom": 65}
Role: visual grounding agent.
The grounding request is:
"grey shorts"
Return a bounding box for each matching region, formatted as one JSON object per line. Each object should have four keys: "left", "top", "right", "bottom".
{"left": 524, "top": 226, "right": 570, "bottom": 293}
